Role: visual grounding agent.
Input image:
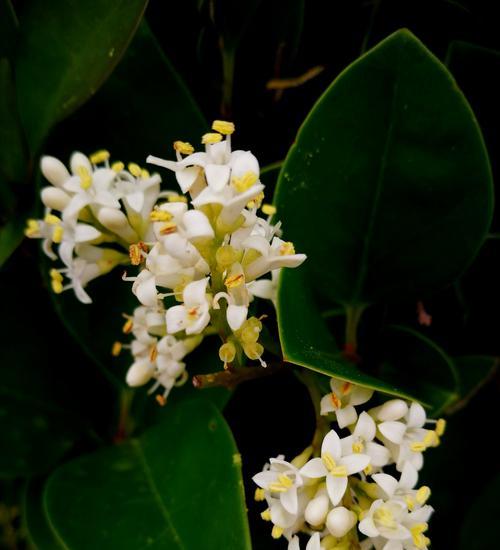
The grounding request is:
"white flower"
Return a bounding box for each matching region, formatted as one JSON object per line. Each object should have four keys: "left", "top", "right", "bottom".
{"left": 247, "top": 268, "right": 280, "bottom": 306}
{"left": 288, "top": 532, "right": 321, "bottom": 550}
{"left": 359, "top": 499, "right": 411, "bottom": 541}
{"left": 320, "top": 379, "right": 373, "bottom": 428}
{"left": 213, "top": 263, "right": 250, "bottom": 331}
{"left": 253, "top": 458, "right": 303, "bottom": 515}
{"left": 166, "top": 278, "right": 211, "bottom": 335}
{"left": 49, "top": 258, "right": 102, "bottom": 304}
{"left": 326, "top": 506, "right": 357, "bottom": 538}
{"left": 300, "top": 430, "right": 370, "bottom": 505}
{"left": 372, "top": 464, "right": 418, "bottom": 504}
{"left": 341, "top": 411, "right": 391, "bottom": 468}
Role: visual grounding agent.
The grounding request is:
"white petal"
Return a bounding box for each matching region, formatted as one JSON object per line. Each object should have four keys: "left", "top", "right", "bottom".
{"left": 242, "top": 235, "right": 271, "bottom": 257}
{"left": 382, "top": 541, "right": 403, "bottom": 550}
{"left": 230, "top": 151, "right": 259, "bottom": 179}
{"left": 372, "top": 473, "right": 398, "bottom": 499}
{"left": 305, "top": 532, "right": 321, "bottom": 550}
{"left": 407, "top": 402, "right": 426, "bottom": 428}
{"left": 321, "top": 430, "right": 342, "bottom": 460}
{"left": 166, "top": 305, "right": 188, "bottom": 333}
{"left": 70, "top": 152, "right": 92, "bottom": 174}
{"left": 185, "top": 306, "right": 210, "bottom": 335}
{"left": 336, "top": 405, "right": 358, "bottom": 429}
{"left": 205, "top": 164, "right": 230, "bottom": 191}
{"left": 350, "top": 386, "right": 374, "bottom": 406}
{"left": 176, "top": 166, "right": 202, "bottom": 193}
{"left": 227, "top": 304, "right": 248, "bottom": 331}
{"left": 326, "top": 474, "right": 347, "bottom": 506}
{"left": 340, "top": 453, "right": 370, "bottom": 475}
{"left": 135, "top": 274, "right": 158, "bottom": 307}
{"left": 124, "top": 190, "right": 144, "bottom": 213}
{"left": 41, "top": 156, "right": 70, "bottom": 187}
{"left": 219, "top": 183, "right": 265, "bottom": 226}
{"left": 63, "top": 194, "right": 90, "bottom": 222}
{"left": 74, "top": 224, "right": 101, "bottom": 243}
{"left": 41, "top": 186, "right": 70, "bottom": 211}
{"left": 182, "top": 210, "right": 214, "bottom": 240}
{"left": 58, "top": 241, "right": 74, "bottom": 267}
{"left": 183, "top": 277, "right": 208, "bottom": 305}
{"left": 252, "top": 470, "right": 276, "bottom": 489}
{"left": 355, "top": 411, "right": 376, "bottom": 441}
{"left": 288, "top": 536, "right": 300, "bottom": 550}
{"left": 320, "top": 394, "right": 336, "bottom": 415}
{"left": 399, "top": 461, "right": 418, "bottom": 490}
{"left": 300, "top": 458, "right": 327, "bottom": 479}
{"left": 126, "top": 361, "right": 154, "bottom": 387}
{"left": 378, "top": 421, "right": 406, "bottom": 444}
{"left": 248, "top": 279, "right": 275, "bottom": 300}
{"left": 280, "top": 488, "right": 298, "bottom": 515}
{"left": 376, "top": 399, "right": 409, "bottom": 421}
{"left": 366, "top": 441, "right": 391, "bottom": 467}
{"left": 358, "top": 517, "right": 380, "bottom": 538}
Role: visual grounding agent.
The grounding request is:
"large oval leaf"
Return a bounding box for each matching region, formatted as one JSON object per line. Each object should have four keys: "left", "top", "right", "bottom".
{"left": 15, "top": 0, "right": 147, "bottom": 150}
{"left": 275, "top": 29, "right": 493, "bottom": 306}
{"left": 43, "top": 400, "right": 251, "bottom": 549}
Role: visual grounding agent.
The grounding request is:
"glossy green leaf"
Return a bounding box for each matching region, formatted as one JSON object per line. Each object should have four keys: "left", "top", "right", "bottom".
{"left": 44, "top": 400, "right": 251, "bottom": 549}
{"left": 0, "top": 0, "right": 17, "bottom": 59}
{"left": 460, "top": 474, "right": 500, "bottom": 550}
{"left": 277, "top": 268, "right": 420, "bottom": 402}
{"left": 275, "top": 29, "right": 493, "bottom": 306}
{"left": 15, "top": 0, "right": 147, "bottom": 151}
{"left": 446, "top": 355, "right": 497, "bottom": 413}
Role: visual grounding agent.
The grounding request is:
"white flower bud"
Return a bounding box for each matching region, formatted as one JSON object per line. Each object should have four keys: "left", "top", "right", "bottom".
{"left": 41, "top": 186, "right": 71, "bottom": 211}
{"left": 305, "top": 491, "right": 330, "bottom": 527}
{"left": 326, "top": 506, "right": 357, "bottom": 538}
{"left": 97, "top": 207, "right": 138, "bottom": 242}
{"left": 126, "top": 361, "right": 154, "bottom": 387}
{"left": 70, "top": 151, "right": 92, "bottom": 174}
{"left": 376, "top": 399, "right": 409, "bottom": 421}
{"left": 40, "top": 156, "right": 70, "bottom": 187}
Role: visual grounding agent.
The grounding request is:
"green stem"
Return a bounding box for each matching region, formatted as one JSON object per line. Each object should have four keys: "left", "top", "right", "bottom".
{"left": 344, "top": 305, "right": 365, "bottom": 352}
{"left": 297, "top": 370, "right": 330, "bottom": 454}
{"left": 113, "top": 388, "right": 134, "bottom": 443}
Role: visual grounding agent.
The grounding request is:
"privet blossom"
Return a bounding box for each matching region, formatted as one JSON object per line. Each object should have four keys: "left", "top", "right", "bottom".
{"left": 26, "top": 120, "right": 306, "bottom": 404}
{"left": 253, "top": 382, "right": 445, "bottom": 550}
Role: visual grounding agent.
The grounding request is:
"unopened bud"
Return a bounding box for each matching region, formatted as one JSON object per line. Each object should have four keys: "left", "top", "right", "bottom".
{"left": 41, "top": 156, "right": 70, "bottom": 187}
{"left": 126, "top": 361, "right": 154, "bottom": 387}
{"left": 326, "top": 506, "right": 357, "bottom": 538}
{"left": 376, "top": 399, "right": 408, "bottom": 421}
{"left": 305, "top": 491, "right": 330, "bottom": 527}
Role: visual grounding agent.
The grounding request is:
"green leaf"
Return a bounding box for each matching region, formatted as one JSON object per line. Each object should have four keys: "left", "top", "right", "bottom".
{"left": 460, "top": 473, "right": 500, "bottom": 550}
{"left": 275, "top": 29, "right": 493, "bottom": 306}
{"left": 15, "top": 0, "right": 147, "bottom": 151}
{"left": 43, "top": 400, "right": 251, "bottom": 549}
{"left": 446, "top": 355, "right": 498, "bottom": 413}
{"left": 277, "top": 268, "right": 420, "bottom": 401}
{"left": 0, "top": 0, "right": 18, "bottom": 59}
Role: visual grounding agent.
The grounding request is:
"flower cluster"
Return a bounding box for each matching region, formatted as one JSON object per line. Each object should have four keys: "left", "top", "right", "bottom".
{"left": 253, "top": 379, "right": 445, "bottom": 550}
{"left": 27, "top": 121, "right": 306, "bottom": 403}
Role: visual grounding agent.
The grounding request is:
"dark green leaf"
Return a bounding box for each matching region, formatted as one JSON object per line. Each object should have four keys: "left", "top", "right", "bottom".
{"left": 277, "top": 268, "right": 421, "bottom": 402}
{"left": 44, "top": 400, "right": 251, "bottom": 549}
{"left": 275, "top": 29, "right": 493, "bottom": 306}
{"left": 460, "top": 474, "right": 500, "bottom": 550}
{"left": 15, "top": 0, "right": 147, "bottom": 150}
{"left": 0, "top": 0, "right": 17, "bottom": 59}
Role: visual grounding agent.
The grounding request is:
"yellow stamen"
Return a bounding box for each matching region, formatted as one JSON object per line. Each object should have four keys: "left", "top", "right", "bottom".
{"left": 187, "top": 306, "right": 199, "bottom": 320}
{"left": 76, "top": 166, "right": 92, "bottom": 189}
{"left": 405, "top": 495, "right": 415, "bottom": 511}
{"left": 111, "top": 342, "right": 122, "bottom": 356}
{"left": 260, "top": 509, "right": 271, "bottom": 521}
{"left": 262, "top": 204, "right": 276, "bottom": 216}
{"left": 423, "top": 431, "right": 439, "bottom": 448}
{"left": 201, "top": 132, "right": 222, "bottom": 144}
{"left": 374, "top": 506, "right": 396, "bottom": 529}
{"left": 322, "top": 452, "right": 347, "bottom": 476}
{"left": 341, "top": 381, "right": 352, "bottom": 395}
{"left": 416, "top": 486, "right": 431, "bottom": 505}
{"left": 52, "top": 225, "right": 64, "bottom": 244}
{"left": 212, "top": 120, "right": 235, "bottom": 135}
{"left": 122, "top": 318, "right": 133, "bottom": 334}
{"left": 271, "top": 526, "right": 283, "bottom": 539}
{"left": 156, "top": 395, "right": 166, "bottom": 407}
{"left": 410, "top": 523, "right": 429, "bottom": 549}
{"left": 111, "top": 161, "right": 125, "bottom": 172}
{"left": 44, "top": 214, "right": 61, "bottom": 225}
{"left": 173, "top": 141, "right": 194, "bottom": 155}
{"left": 330, "top": 392, "right": 341, "bottom": 409}
{"left": 410, "top": 441, "right": 427, "bottom": 453}
{"left": 254, "top": 488, "right": 265, "bottom": 501}
{"left": 167, "top": 194, "right": 187, "bottom": 203}
{"left": 25, "top": 219, "right": 40, "bottom": 237}
{"left": 159, "top": 222, "right": 177, "bottom": 235}
{"left": 279, "top": 241, "right": 295, "bottom": 255}
{"left": 352, "top": 441, "right": 364, "bottom": 453}
{"left": 89, "top": 149, "right": 110, "bottom": 164}
{"left": 129, "top": 243, "right": 145, "bottom": 266}
{"left": 436, "top": 418, "right": 446, "bottom": 437}
{"left": 247, "top": 191, "right": 265, "bottom": 209}
{"left": 232, "top": 171, "right": 258, "bottom": 193}
{"left": 50, "top": 269, "right": 64, "bottom": 294}
{"left": 225, "top": 273, "right": 244, "bottom": 288}
{"left": 149, "top": 345, "right": 158, "bottom": 363}
{"left": 363, "top": 463, "right": 373, "bottom": 476}
{"left": 277, "top": 474, "right": 293, "bottom": 488}
{"left": 128, "top": 163, "right": 142, "bottom": 178}
{"left": 141, "top": 169, "right": 150, "bottom": 179}
{"left": 150, "top": 209, "right": 173, "bottom": 222}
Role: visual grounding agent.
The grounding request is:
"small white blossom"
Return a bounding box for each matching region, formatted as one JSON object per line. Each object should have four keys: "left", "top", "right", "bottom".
{"left": 320, "top": 379, "right": 373, "bottom": 428}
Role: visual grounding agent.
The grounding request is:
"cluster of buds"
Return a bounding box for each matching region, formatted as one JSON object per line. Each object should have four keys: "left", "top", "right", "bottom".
{"left": 253, "top": 378, "right": 445, "bottom": 550}
{"left": 27, "top": 121, "right": 306, "bottom": 403}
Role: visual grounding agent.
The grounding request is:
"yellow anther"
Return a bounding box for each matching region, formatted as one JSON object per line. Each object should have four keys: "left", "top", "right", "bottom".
{"left": 260, "top": 509, "right": 271, "bottom": 521}
{"left": 416, "top": 486, "right": 431, "bottom": 505}
{"left": 49, "top": 269, "right": 64, "bottom": 294}
{"left": 330, "top": 392, "right": 342, "bottom": 409}
{"left": 363, "top": 463, "right": 373, "bottom": 476}
{"left": 76, "top": 166, "right": 92, "bottom": 189}
{"left": 410, "top": 441, "right": 427, "bottom": 453}
{"left": 201, "top": 132, "right": 222, "bottom": 144}
{"left": 247, "top": 191, "right": 265, "bottom": 209}
{"left": 254, "top": 488, "right": 265, "bottom": 502}
{"left": 44, "top": 214, "right": 61, "bottom": 225}
{"left": 410, "top": 523, "right": 429, "bottom": 549}
{"left": 150, "top": 345, "right": 158, "bottom": 363}
{"left": 150, "top": 209, "right": 173, "bottom": 222}
{"left": 216, "top": 245, "right": 238, "bottom": 268}
{"left": 89, "top": 149, "right": 110, "bottom": 164}
{"left": 279, "top": 241, "right": 295, "bottom": 255}
{"left": 140, "top": 169, "right": 150, "bottom": 179}
{"left": 25, "top": 219, "right": 40, "bottom": 237}
{"left": 219, "top": 342, "right": 236, "bottom": 365}
{"left": 52, "top": 225, "right": 64, "bottom": 244}
{"left": 156, "top": 395, "right": 166, "bottom": 407}
{"left": 128, "top": 163, "right": 142, "bottom": 177}
{"left": 268, "top": 483, "right": 288, "bottom": 493}
{"left": 173, "top": 141, "right": 195, "bottom": 155}
{"left": 423, "top": 431, "right": 439, "bottom": 448}
{"left": 374, "top": 506, "right": 396, "bottom": 529}
{"left": 111, "top": 161, "right": 125, "bottom": 172}
{"left": 159, "top": 222, "right": 177, "bottom": 235}
{"left": 243, "top": 342, "right": 264, "bottom": 361}
{"left": 111, "top": 342, "right": 122, "bottom": 356}
{"left": 232, "top": 171, "right": 258, "bottom": 193}
{"left": 122, "top": 318, "right": 133, "bottom": 334}
{"left": 341, "top": 381, "right": 352, "bottom": 395}
{"left": 187, "top": 306, "right": 200, "bottom": 320}
{"left": 271, "top": 526, "right": 283, "bottom": 539}
{"left": 436, "top": 418, "right": 446, "bottom": 437}
{"left": 277, "top": 474, "right": 293, "bottom": 488}
{"left": 167, "top": 194, "right": 188, "bottom": 203}
{"left": 352, "top": 441, "right": 364, "bottom": 453}
{"left": 129, "top": 243, "right": 145, "bottom": 266}
{"left": 212, "top": 120, "right": 235, "bottom": 135}
{"left": 225, "top": 272, "right": 244, "bottom": 288}
{"left": 405, "top": 495, "right": 415, "bottom": 511}
{"left": 322, "top": 452, "right": 336, "bottom": 471}
{"left": 262, "top": 204, "right": 276, "bottom": 216}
